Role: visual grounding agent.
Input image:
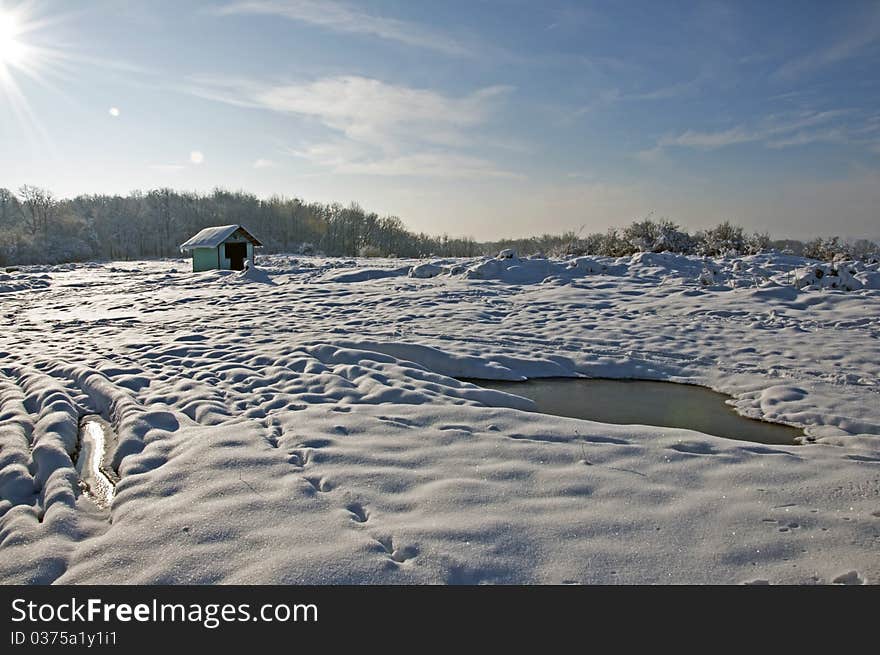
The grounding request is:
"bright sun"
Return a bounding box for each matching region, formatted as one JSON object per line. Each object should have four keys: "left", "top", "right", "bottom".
{"left": 0, "top": 11, "right": 25, "bottom": 67}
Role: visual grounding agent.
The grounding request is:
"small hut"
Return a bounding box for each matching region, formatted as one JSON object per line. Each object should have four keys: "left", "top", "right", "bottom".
{"left": 179, "top": 224, "right": 263, "bottom": 272}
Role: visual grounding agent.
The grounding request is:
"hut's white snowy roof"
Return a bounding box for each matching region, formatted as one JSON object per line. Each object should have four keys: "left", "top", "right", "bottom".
{"left": 179, "top": 225, "right": 263, "bottom": 251}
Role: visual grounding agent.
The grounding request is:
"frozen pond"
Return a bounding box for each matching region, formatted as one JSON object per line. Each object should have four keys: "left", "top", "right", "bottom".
{"left": 468, "top": 378, "right": 805, "bottom": 445}
{"left": 75, "top": 416, "right": 117, "bottom": 509}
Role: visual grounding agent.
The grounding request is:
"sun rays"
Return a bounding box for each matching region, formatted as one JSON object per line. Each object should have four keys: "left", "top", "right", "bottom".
{"left": 0, "top": 2, "right": 117, "bottom": 149}
{"left": 0, "top": 10, "right": 26, "bottom": 66}
{"left": 0, "top": 2, "right": 58, "bottom": 147}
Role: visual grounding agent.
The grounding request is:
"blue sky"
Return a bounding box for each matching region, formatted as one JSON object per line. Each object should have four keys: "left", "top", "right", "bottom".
{"left": 1, "top": 0, "right": 879, "bottom": 239}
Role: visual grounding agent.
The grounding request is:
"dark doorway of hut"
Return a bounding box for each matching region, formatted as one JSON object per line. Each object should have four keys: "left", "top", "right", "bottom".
{"left": 225, "top": 242, "right": 247, "bottom": 270}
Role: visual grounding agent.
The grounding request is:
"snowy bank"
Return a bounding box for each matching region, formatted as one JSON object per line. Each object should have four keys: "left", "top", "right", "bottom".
{"left": 0, "top": 252, "right": 878, "bottom": 584}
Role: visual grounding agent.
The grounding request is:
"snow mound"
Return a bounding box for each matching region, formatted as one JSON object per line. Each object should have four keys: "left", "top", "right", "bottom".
{"left": 566, "top": 256, "right": 609, "bottom": 274}
{"left": 0, "top": 272, "right": 51, "bottom": 294}
{"left": 318, "top": 265, "right": 411, "bottom": 284}
{"left": 236, "top": 264, "right": 276, "bottom": 285}
{"left": 794, "top": 263, "right": 862, "bottom": 291}
{"left": 463, "top": 256, "right": 562, "bottom": 284}
{"left": 409, "top": 262, "right": 445, "bottom": 279}
{"left": 241, "top": 265, "right": 274, "bottom": 284}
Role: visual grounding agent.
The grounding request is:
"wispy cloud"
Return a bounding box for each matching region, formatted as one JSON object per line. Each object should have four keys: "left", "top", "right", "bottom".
{"left": 186, "top": 75, "right": 518, "bottom": 179}
{"left": 288, "top": 142, "right": 521, "bottom": 179}
{"left": 571, "top": 73, "right": 706, "bottom": 121}
{"left": 645, "top": 109, "right": 860, "bottom": 156}
{"left": 253, "top": 158, "right": 276, "bottom": 168}
{"left": 775, "top": 5, "right": 880, "bottom": 79}
{"left": 215, "top": 0, "right": 472, "bottom": 56}
{"left": 627, "top": 76, "right": 704, "bottom": 101}
{"left": 658, "top": 126, "right": 754, "bottom": 149}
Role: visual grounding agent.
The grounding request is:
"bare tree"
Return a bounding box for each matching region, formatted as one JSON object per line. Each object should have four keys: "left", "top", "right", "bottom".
{"left": 17, "top": 185, "right": 56, "bottom": 235}
{"left": 0, "top": 188, "right": 19, "bottom": 227}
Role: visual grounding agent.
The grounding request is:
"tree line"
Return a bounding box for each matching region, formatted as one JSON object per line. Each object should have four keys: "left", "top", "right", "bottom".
{"left": 469, "top": 217, "right": 877, "bottom": 261}
{"left": 0, "top": 186, "right": 876, "bottom": 266}
{"left": 0, "top": 186, "right": 482, "bottom": 265}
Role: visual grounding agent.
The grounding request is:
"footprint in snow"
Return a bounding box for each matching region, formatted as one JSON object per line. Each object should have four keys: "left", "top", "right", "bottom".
{"left": 304, "top": 476, "right": 332, "bottom": 493}
{"left": 375, "top": 535, "right": 418, "bottom": 563}
{"left": 287, "top": 449, "right": 309, "bottom": 467}
{"left": 668, "top": 442, "right": 718, "bottom": 455}
{"left": 377, "top": 415, "right": 417, "bottom": 429}
{"left": 346, "top": 502, "right": 369, "bottom": 523}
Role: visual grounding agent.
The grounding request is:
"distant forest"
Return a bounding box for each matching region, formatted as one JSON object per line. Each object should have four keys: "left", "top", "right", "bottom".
{"left": 1, "top": 186, "right": 877, "bottom": 266}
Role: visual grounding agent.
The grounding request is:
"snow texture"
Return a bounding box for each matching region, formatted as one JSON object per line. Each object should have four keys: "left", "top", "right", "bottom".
{"left": 0, "top": 251, "right": 878, "bottom": 585}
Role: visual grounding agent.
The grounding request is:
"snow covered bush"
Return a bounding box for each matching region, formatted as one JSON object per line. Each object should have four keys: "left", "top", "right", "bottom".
{"left": 743, "top": 232, "right": 771, "bottom": 255}
{"left": 622, "top": 218, "right": 660, "bottom": 252}
{"left": 597, "top": 228, "right": 635, "bottom": 257}
{"left": 696, "top": 222, "right": 746, "bottom": 256}
{"left": 699, "top": 261, "right": 725, "bottom": 286}
{"left": 622, "top": 218, "right": 694, "bottom": 254}
{"left": 794, "top": 263, "right": 862, "bottom": 291}
{"left": 803, "top": 236, "right": 850, "bottom": 262}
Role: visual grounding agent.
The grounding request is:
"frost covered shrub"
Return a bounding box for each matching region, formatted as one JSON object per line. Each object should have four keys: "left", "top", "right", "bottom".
{"left": 622, "top": 218, "right": 660, "bottom": 252}
{"left": 850, "top": 239, "right": 879, "bottom": 263}
{"left": 623, "top": 218, "right": 696, "bottom": 254}
{"left": 697, "top": 221, "right": 746, "bottom": 256}
{"left": 34, "top": 235, "right": 94, "bottom": 264}
{"left": 655, "top": 223, "right": 696, "bottom": 254}
{"left": 699, "top": 262, "right": 724, "bottom": 286}
{"left": 597, "top": 228, "right": 636, "bottom": 257}
{"left": 803, "top": 236, "right": 851, "bottom": 262}
{"left": 553, "top": 232, "right": 604, "bottom": 257}
{"left": 744, "top": 232, "right": 770, "bottom": 255}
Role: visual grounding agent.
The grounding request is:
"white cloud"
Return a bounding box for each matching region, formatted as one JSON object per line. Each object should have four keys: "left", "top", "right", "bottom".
{"left": 253, "top": 158, "right": 275, "bottom": 168}
{"left": 108, "top": 107, "right": 120, "bottom": 117}
{"left": 188, "top": 75, "right": 518, "bottom": 179}
{"left": 252, "top": 76, "right": 511, "bottom": 147}
{"left": 216, "top": 0, "right": 471, "bottom": 56}
{"left": 190, "top": 150, "right": 204, "bottom": 164}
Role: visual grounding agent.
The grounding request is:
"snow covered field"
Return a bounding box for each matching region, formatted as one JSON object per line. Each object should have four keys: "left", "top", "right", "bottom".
{"left": 1, "top": 251, "right": 878, "bottom": 584}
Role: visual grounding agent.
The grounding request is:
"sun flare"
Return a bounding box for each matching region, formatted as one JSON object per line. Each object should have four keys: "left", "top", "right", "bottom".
{"left": 0, "top": 10, "right": 25, "bottom": 67}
